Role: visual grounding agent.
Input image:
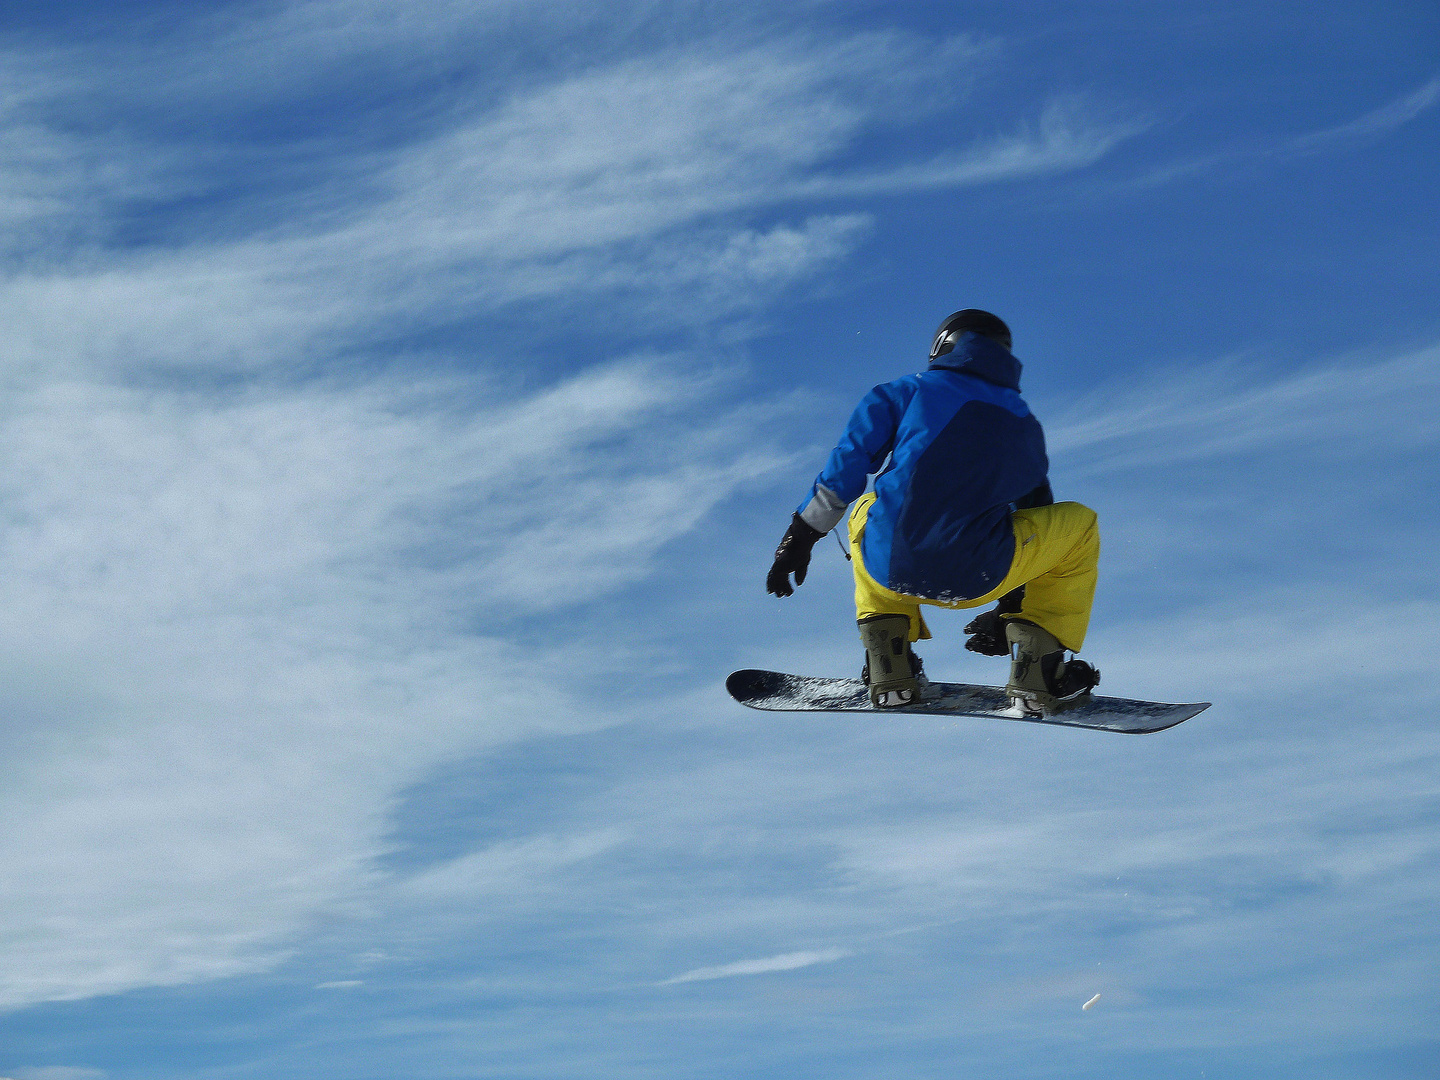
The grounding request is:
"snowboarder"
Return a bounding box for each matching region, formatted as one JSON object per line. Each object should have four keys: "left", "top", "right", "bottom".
{"left": 766, "top": 309, "right": 1101, "bottom": 714}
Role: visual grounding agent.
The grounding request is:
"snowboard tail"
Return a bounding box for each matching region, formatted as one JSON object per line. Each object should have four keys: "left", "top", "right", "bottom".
{"left": 726, "top": 669, "right": 1208, "bottom": 734}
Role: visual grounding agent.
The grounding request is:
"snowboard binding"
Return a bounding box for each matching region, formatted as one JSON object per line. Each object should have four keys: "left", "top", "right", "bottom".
{"left": 858, "top": 614, "right": 928, "bottom": 707}
{"left": 1004, "top": 619, "right": 1100, "bottom": 716}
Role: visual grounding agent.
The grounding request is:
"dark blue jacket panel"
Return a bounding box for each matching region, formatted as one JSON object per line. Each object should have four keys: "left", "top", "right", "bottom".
{"left": 799, "top": 334, "right": 1049, "bottom": 601}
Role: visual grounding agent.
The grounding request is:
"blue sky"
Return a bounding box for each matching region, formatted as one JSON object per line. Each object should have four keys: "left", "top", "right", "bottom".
{"left": 0, "top": 1, "right": 1436, "bottom": 1078}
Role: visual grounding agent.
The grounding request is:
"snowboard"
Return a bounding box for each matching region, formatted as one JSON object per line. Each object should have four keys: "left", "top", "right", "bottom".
{"left": 726, "top": 669, "right": 1209, "bottom": 734}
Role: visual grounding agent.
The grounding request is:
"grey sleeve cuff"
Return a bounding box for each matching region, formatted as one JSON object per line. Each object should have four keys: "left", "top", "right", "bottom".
{"left": 798, "top": 485, "right": 848, "bottom": 534}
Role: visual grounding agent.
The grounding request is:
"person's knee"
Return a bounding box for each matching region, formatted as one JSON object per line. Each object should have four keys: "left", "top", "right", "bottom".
{"left": 1052, "top": 502, "right": 1098, "bottom": 546}
{"left": 1053, "top": 500, "right": 1096, "bottom": 524}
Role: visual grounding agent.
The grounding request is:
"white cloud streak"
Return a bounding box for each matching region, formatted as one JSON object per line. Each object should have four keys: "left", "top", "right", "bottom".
{"left": 1290, "top": 75, "right": 1440, "bottom": 150}
{"left": 790, "top": 97, "right": 1146, "bottom": 198}
{"left": 398, "top": 831, "right": 629, "bottom": 901}
{"left": 1125, "top": 74, "right": 1440, "bottom": 190}
{"left": 1041, "top": 342, "right": 1440, "bottom": 476}
{"left": 659, "top": 947, "right": 851, "bottom": 985}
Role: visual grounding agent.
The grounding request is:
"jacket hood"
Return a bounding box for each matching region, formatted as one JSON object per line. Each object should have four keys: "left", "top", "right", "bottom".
{"left": 928, "top": 331, "right": 1022, "bottom": 390}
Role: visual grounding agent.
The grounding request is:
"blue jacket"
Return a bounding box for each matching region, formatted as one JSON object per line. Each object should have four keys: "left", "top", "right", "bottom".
{"left": 797, "top": 333, "right": 1049, "bottom": 601}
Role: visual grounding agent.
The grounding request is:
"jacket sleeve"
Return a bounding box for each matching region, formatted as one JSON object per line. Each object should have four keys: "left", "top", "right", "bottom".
{"left": 796, "top": 381, "right": 909, "bottom": 533}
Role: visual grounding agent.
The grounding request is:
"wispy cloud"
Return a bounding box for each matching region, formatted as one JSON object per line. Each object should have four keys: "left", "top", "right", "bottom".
{"left": 1, "top": 30, "right": 1137, "bottom": 375}
{"left": 0, "top": 357, "right": 798, "bottom": 1008}
{"left": 659, "top": 946, "right": 851, "bottom": 985}
{"left": 1290, "top": 75, "right": 1440, "bottom": 151}
{"left": 397, "top": 830, "right": 628, "bottom": 901}
{"left": 1041, "top": 342, "right": 1440, "bottom": 476}
{"left": 791, "top": 97, "right": 1148, "bottom": 198}
{"left": 1129, "top": 75, "right": 1440, "bottom": 188}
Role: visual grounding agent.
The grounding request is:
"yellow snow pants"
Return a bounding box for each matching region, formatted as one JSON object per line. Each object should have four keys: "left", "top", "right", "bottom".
{"left": 848, "top": 493, "right": 1099, "bottom": 652}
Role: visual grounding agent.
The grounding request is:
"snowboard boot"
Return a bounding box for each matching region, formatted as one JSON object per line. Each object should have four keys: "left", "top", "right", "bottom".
{"left": 1004, "top": 619, "right": 1100, "bottom": 716}
{"left": 858, "top": 614, "right": 924, "bottom": 707}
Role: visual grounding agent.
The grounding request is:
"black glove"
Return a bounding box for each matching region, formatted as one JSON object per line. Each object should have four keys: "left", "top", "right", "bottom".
{"left": 963, "top": 586, "right": 1026, "bottom": 656}
{"left": 962, "top": 609, "right": 1010, "bottom": 656}
{"left": 766, "top": 514, "right": 825, "bottom": 597}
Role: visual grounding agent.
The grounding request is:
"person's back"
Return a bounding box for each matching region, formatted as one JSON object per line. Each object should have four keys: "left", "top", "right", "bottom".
{"left": 855, "top": 339, "right": 1049, "bottom": 601}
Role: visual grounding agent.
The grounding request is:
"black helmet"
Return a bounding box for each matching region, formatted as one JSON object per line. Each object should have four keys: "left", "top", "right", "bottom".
{"left": 929, "top": 309, "right": 1012, "bottom": 359}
